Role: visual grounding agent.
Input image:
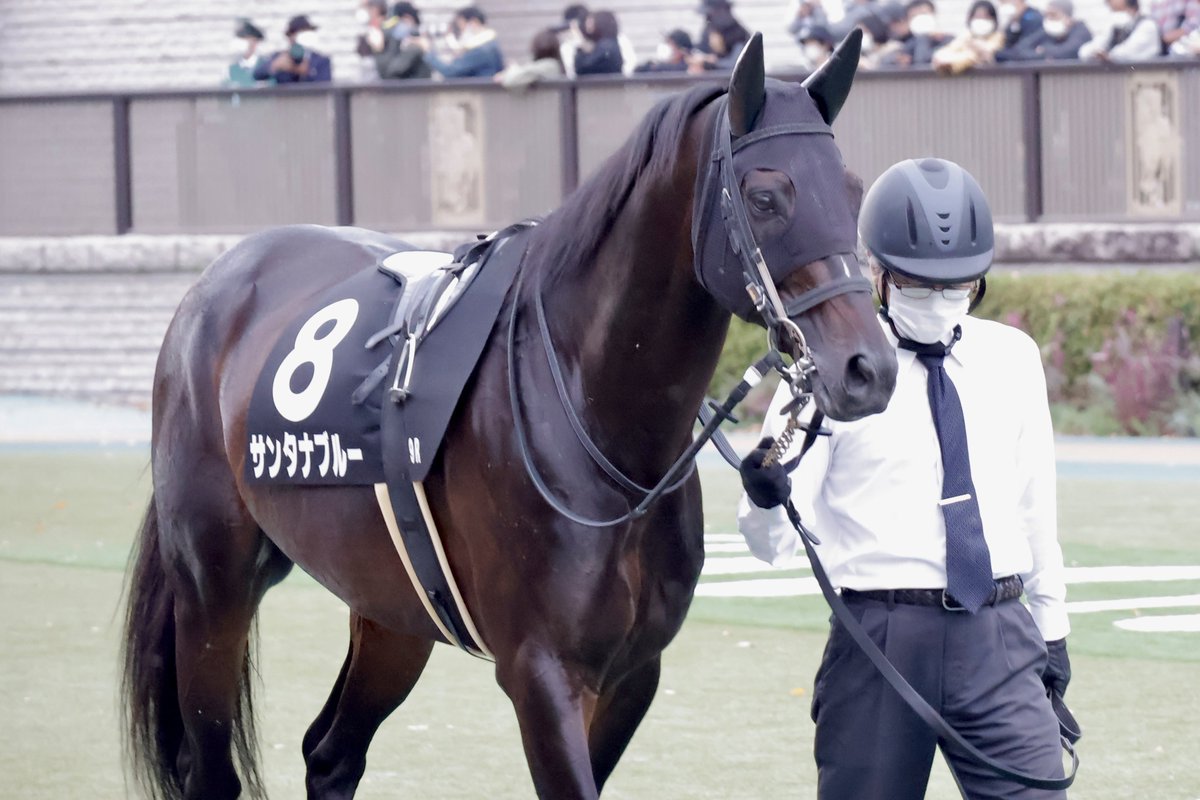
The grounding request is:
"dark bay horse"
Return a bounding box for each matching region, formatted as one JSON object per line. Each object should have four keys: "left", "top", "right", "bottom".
{"left": 122, "top": 33, "right": 897, "bottom": 800}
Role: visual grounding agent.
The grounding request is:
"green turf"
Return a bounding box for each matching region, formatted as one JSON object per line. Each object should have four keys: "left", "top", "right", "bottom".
{"left": 1, "top": 449, "right": 1198, "bottom": 798}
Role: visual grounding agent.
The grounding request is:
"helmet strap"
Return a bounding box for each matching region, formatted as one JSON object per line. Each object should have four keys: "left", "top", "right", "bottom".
{"left": 968, "top": 275, "right": 987, "bottom": 313}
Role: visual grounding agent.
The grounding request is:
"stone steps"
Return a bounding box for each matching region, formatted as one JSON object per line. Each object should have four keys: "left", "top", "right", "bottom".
{"left": 0, "top": 272, "right": 191, "bottom": 406}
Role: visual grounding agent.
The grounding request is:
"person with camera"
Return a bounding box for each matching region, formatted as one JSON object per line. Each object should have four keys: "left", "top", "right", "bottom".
{"left": 371, "top": 2, "right": 433, "bottom": 80}
{"left": 255, "top": 15, "right": 332, "bottom": 84}
{"left": 738, "top": 158, "right": 1073, "bottom": 799}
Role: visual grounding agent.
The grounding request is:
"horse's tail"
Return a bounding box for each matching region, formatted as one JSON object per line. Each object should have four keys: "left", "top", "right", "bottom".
{"left": 120, "top": 493, "right": 267, "bottom": 800}
{"left": 121, "top": 493, "right": 185, "bottom": 800}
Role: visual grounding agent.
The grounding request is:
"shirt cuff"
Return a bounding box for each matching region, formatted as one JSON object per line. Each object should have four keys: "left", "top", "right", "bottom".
{"left": 1028, "top": 601, "right": 1071, "bottom": 641}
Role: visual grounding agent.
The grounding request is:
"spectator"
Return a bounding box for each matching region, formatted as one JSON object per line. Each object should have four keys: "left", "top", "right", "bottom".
{"left": 831, "top": 0, "right": 886, "bottom": 39}
{"left": 797, "top": 24, "right": 836, "bottom": 70}
{"left": 558, "top": 5, "right": 638, "bottom": 77}
{"left": 873, "top": 1, "right": 917, "bottom": 65}
{"left": 1001, "top": 0, "right": 1092, "bottom": 59}
{"left": 1080, "top": 0, "right": 1162, "bottom": 60}
{"left": 254, "top": 15, "right": 332, "bottom": 84}
{"left": 691, "top": 0, "right": 751, "bottom": 71}
{"left": 932, "top": 0, "right": 1005, "bottom": 72}
{"left": 993, "top": 0, "right": 1044, "bottom": 60}
{"left": 574, "top": 10, "right": 624, "bottom": 75}
{"left": 904, "top": 0, "right": 952, "bottom": 65}
{"left": 1170, "top": 27, "right": 1200, "bottom": 51}
{"left": 1148, "top": 0, "right": 1200, "bottom": 52}
{"left": 496, "top": 28, "right": 565, "bottom": 88}
{"left": 420, "top": 6, "right": 504, "bottom": 78}
{"left": 226, "top": 19, "right": 265, "bottom": 87}
{"left": 859, "top": 3, "right": 906, "bottom": 67}
{"left": 788, "top": 0, "right": 831, "bottom": 39}
{"left": 634, "top": 29, "right": 694, "bottom": 72}
{"left": 355, "top": 0, "right": 389, "bottom": 80}
{"left": 374, "top": 3, "right": 432, "bottom": 79}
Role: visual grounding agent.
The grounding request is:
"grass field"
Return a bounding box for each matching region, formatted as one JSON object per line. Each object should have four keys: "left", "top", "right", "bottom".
{"left": 1, "top": 448, "right": 1198, "bottom": 799}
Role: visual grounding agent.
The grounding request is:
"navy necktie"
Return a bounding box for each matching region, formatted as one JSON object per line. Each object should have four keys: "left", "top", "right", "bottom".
{"left": 901, "top": 331, "right": 994, "bottom": 613}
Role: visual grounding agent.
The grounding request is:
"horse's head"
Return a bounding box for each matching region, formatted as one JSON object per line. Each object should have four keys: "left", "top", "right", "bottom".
{"left": 692, "top": 31, "right": 897, "bottom": 421}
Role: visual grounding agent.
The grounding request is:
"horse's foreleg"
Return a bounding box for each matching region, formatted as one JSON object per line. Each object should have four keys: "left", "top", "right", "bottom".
{"left": 303, "top": 614, "right": 434, "bottom": 800}
{"left": 498, "top": 646, "right": 602, "bottom": 800}
{"left": 587, "top": 656, "right": 662, "bottom": 793}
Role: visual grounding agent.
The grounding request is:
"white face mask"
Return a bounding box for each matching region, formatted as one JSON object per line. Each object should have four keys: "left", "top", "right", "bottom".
{"left": 1109, "top": 10, "right": 1133, "bottom": 27}
{"left": 295, "top": 31, "right": 320, "bottom": 50}
{"left": 998, "top": 3, "right": 1017, "bottom": 25}
{"left": 355, "top": 7, "right": 370, "bottom": 25}
{"left": 804, "top": 42, "right": 830, "bottom": 63}
{"left": 860, "top": 31, "right": 877, "bottom": 51}
{"left": 1043, "top": 18, "right": 1069, "bottom": 37}
{"left": 909, "top": 12, "right": 937, "bottom": 35}
{"left": 969, "top": 18, "right": 997, "bottom": 36}
{"left": 232, "top": 38, "right": 250, "bottom": 58}
{"left": 656, "top": 42, "right": 674, "bottom": 61}
{"left": 886, "top": 287, "right": 971, "bottom": 344}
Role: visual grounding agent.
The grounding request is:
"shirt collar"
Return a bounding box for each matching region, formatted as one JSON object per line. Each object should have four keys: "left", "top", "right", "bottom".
{"left": 877, "top": 313, "right": 971, "bottom": 368}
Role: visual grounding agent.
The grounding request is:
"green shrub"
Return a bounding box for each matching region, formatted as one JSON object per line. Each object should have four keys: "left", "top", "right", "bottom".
{"left": 711, "top": 271, "right": 1200, "bottom": 436}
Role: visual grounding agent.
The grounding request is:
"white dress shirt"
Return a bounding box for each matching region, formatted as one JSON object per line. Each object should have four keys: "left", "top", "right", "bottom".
{"left": 737, "top": 314, "right": 1070, "bottom": 641}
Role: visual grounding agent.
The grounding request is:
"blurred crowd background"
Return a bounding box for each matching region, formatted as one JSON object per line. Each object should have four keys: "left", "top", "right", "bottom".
{"left": 0, "top": 0, "right": 1197, "bottom": 92}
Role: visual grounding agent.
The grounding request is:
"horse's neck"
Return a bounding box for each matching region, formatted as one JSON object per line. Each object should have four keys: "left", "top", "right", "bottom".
{"left": 538, "top": 118, "right": 730, "bottom": 479}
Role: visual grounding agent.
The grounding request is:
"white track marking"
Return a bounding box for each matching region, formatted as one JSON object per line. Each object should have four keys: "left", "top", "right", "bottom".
{"left": 1067, "top": 594, "right": 1200, "bottom": 613}
{"left": 1063, "top": 566, "right": 1200, "bottom": 583}
{"left": 1113, "top": 614, "right": 1200, "bottom": 633}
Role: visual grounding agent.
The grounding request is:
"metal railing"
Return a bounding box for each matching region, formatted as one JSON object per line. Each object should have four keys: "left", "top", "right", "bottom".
{"left": 1, "top": 60, "right": 1196, "bottom": 236}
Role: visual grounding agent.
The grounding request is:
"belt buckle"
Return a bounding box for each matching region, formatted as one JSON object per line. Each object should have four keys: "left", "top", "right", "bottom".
{"left": 941, "top": 590, "right": 968, "bottom": 612}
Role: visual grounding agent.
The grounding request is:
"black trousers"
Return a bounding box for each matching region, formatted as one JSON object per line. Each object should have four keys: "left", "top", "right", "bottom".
{"left": 811, "top": 596, "right": 1066, "bottom": 800}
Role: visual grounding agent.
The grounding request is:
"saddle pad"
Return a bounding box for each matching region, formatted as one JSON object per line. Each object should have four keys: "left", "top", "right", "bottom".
{"left": 245, "top": 265, "right": 404, "bottom": 485}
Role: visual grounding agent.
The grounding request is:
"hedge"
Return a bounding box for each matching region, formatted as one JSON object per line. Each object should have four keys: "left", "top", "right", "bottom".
{"left": 712, "top": 271, "right": 1200, "bottom": 436}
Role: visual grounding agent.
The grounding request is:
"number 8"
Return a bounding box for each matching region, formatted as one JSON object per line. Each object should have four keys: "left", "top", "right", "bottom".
{"left": 272, "top": 298, "right": 359, "bottom": 422}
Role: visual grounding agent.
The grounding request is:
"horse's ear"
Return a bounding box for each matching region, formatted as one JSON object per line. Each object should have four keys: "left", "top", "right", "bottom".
{"left": 728, "top": 32, "right": 765, "bottom": 138}
{"left": 802, "top": 28, "right": 863, "bottom": 125}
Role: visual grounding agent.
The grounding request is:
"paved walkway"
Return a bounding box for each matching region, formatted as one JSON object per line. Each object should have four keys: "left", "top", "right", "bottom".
{"left": 4, "top": 396, "right": 1200, "bottom": 472}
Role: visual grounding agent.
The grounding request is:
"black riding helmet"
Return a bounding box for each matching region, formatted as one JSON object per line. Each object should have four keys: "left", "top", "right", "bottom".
{"left": 859, "top": 158, "right": 994, "bottom": 284}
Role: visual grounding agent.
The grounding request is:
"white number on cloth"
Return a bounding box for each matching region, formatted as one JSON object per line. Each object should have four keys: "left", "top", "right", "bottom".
{"left": 272, "top": 298, "right": 359, "bottom": 422}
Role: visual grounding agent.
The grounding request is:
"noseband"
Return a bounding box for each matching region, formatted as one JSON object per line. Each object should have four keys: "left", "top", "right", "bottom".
{"left": 692, "top": 96, "right": 872, "bottom": 364}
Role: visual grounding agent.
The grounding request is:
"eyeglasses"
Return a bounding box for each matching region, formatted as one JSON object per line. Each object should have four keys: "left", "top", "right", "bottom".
{"left": 889, "top": 275, "right": 976, "bottom": 301}
{"left": 893, "top": 285, "right": 973, "bottom": 301}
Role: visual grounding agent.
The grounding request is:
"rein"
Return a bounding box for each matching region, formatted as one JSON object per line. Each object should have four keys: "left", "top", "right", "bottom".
{"left": 506, "top": 263, "right": 782, "bottom": 529}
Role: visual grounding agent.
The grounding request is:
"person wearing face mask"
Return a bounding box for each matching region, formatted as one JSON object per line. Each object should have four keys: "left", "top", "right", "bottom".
{"left": 1005, "top": 0, "right": 1093, "bottom": 59}
{"left": 1079, "top": 0, "right": 1162, "bottom": 60}
{"left": 373, "top": 2, "right": 432, "bottom": 79}
{"left": 738, "top": 158, "right": 1072, "bottom": 800}
{"left": 254, "top": 15, "right": 332, "bottom": 83}
{"left": 418, "top": 6, "right": 504, "bottom": 78}
{"left": 226, "top": 19, "right": 265, "bottom": 87}
{"left": 634, "top": 29, "right": 694, "bottom": 72}
{"left": 993, "top": 0, "right": 1044, "bottom": 60}
{"left": 902, "top": 0, "right": 952, "bottom": 64}
{"left": 1149, "top": 0, "right": 1200, "bottom": 53}
{"left": 796, "top": 24, "right": 836, "bottom": 69}
{"left": 932, "top": 0, "right": 1005, "bottom": 72}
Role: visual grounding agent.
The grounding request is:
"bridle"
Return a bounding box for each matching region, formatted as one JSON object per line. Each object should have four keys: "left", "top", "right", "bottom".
{"left": 506, "top": 92, "right": 872, "bottom": 527}
{"left": 693, "top": 96, "right": 872, "bottom": 378}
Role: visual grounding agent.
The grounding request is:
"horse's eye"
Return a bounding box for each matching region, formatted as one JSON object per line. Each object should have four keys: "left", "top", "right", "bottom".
{"left": 750, "top": 193, "right": 776, "bottom": 214}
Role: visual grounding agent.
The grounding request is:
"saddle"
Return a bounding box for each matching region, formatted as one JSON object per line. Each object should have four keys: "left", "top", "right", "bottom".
{"left": 246, "top": 222, "right": 535, "bottom": 659}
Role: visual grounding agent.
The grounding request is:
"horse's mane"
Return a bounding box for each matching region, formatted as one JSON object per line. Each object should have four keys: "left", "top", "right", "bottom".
{"left": 527, "top": 83, "right": 726, "bottom": 289}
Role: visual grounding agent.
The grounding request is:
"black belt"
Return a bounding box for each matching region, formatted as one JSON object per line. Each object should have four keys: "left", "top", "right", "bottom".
{"left": 841, "top": 575, "right": 1024, "bottom": 611}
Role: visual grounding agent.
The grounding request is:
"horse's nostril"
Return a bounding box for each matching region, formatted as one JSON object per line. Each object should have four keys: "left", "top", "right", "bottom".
{"left": 845, "top": 354, "right": 877, "bottom": 393}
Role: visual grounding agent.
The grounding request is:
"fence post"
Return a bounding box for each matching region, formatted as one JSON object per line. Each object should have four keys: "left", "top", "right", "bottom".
{"left": 112, "top": 95, "right": 133, "bottom": 234}
{"left": 1021, "top": 71, "right": 1043, "bottom": 223}
{"left": 559, "top": 83, "right": 580, "bottom": 199}
{"left": 333, "top": 89, "right": 355, "bottom": 226}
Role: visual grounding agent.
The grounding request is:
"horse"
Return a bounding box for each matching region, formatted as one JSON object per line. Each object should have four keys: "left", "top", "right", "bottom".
{"left": 121, "top": 33, "right": 898, "bottom": 800}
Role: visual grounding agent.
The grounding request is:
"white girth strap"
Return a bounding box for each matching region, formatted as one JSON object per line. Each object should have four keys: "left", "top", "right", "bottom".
{"left": 373, "top": 482, "right": 495, "bottom": 660}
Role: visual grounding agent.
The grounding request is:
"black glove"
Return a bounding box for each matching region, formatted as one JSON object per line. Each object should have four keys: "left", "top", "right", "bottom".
{"left": 1043, "top": 638, "right": 1071, "bottom": 698}
{"left": 739, "top": 437, "right": 791, "bottom": 509}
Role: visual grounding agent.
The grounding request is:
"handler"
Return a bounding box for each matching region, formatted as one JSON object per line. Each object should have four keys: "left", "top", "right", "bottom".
{"left": 737, "top": 157, "right": 1072, "bottom": 799}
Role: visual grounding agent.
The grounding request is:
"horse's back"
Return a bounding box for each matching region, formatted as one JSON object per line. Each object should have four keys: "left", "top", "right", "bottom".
{"left": 154, "top": 225, "right": 417, "bottom": 455}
